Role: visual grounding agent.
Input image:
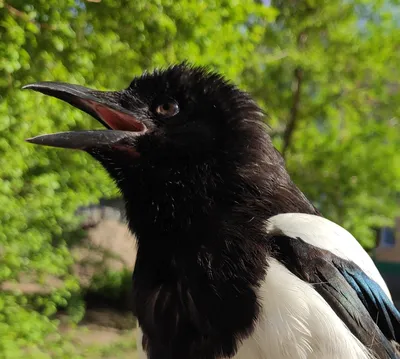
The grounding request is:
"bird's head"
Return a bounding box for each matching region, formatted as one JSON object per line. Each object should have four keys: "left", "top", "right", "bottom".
{"left": 25, "top": 63, "right": 316, "bottom": 237}
{"left": 25, "top": 63, "right": 267, "bottom": 168}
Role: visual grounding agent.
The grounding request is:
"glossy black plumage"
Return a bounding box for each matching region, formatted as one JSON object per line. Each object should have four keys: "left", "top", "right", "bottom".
{"left": 100, "top": 64, "right": 319, "bottom": 358}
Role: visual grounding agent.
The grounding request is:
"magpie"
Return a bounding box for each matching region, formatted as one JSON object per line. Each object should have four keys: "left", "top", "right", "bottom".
{"left": 25, "top": 63, "right": 400, "bottom": 359}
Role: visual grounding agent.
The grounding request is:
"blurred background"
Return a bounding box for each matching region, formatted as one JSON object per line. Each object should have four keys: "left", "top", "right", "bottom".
{"left": 1, "top": 0, "right": 400, "bottom": 357}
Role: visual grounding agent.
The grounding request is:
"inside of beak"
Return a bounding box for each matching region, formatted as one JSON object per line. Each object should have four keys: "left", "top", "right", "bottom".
{"left": 22, "top": 82, "right": 146, "bottom": 133}
{"left": 82, "top": 99, "right": 146, "bottom": 132}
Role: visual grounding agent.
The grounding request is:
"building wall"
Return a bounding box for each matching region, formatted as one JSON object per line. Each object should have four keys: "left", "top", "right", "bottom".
{"left": 374, "top": 217, "right": 400, "bottom": 305}
{"left": 374, "top": 217, "right": 400, "bottom": 262}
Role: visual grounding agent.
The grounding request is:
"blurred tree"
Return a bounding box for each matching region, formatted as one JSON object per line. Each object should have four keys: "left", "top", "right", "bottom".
{"left": 246, "top": 0, "right": 400, "bottom": 248}
{"left": 0, "top": 0, "right": 399, "bottom": 357}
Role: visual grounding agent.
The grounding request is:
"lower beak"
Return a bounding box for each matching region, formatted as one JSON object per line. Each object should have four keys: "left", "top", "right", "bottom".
{"left": 23, "top": 82, "right": 146, "bottom": 150}
{"left": 26, "top": 130, "right": 139, "bottom": 150}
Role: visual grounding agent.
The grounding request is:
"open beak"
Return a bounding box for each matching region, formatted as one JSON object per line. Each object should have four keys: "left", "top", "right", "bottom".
{"left": 23, "top": 82, "right": 147, "bottom": 150}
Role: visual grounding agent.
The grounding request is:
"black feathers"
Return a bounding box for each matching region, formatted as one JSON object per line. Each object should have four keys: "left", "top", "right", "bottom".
{"left": 105, "top": 64, "right": 319, "bottom": 358}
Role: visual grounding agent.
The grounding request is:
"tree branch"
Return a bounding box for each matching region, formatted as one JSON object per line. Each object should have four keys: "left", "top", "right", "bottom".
{"left": 281, "top": 66, "right": 303, "bottom": 157}
{"left": 281, "top": 28, "right": 308, "bottom": 158}
{"left": 4, "top": 3, "right": 55, "bottom": 30}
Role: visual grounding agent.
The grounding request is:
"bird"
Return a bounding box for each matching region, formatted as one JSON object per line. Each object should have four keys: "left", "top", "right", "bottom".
{"left": 24, "top": 63, "right": 400, "bottom": 359}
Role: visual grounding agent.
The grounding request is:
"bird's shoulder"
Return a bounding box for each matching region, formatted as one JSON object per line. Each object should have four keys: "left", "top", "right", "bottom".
{"left": 265, "top": 213, "right": 389, "bottom": 294}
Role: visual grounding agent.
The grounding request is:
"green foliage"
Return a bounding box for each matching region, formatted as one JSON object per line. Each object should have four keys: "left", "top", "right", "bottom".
{"left": 246, "top": 0, "right": 400, "bottom": 248}
{"left": 0, "top": 0, "right": 399, "bottom": 357}
{"left": 88, "top": 269, "right": 132, "bottom": 303}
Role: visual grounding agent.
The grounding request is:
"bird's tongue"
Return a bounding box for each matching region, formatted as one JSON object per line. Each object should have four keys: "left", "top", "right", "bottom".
{"left": 85, "top": 99, "right": 145, "bottom": 132}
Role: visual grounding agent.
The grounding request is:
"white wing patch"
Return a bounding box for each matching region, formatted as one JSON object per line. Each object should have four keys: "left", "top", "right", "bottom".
{"left": 266, "top": 213, "right": 390, "bottom": 299}
{"left": 235, "top": 259, "right": 374, "bottom": 359}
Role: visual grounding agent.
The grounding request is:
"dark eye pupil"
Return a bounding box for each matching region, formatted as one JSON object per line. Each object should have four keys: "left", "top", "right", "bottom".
{"left": 163, "top": 104, "right": 170, "bottom": 111}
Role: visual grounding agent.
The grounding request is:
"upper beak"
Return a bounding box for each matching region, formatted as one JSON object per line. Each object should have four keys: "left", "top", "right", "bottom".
{"left": 23, "top": 82, "right": 146, "bottom": 150}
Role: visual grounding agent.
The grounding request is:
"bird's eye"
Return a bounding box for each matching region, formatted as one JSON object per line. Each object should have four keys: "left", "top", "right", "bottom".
{"left": 155, "top": 102, "right": 179, "bottom": 117}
